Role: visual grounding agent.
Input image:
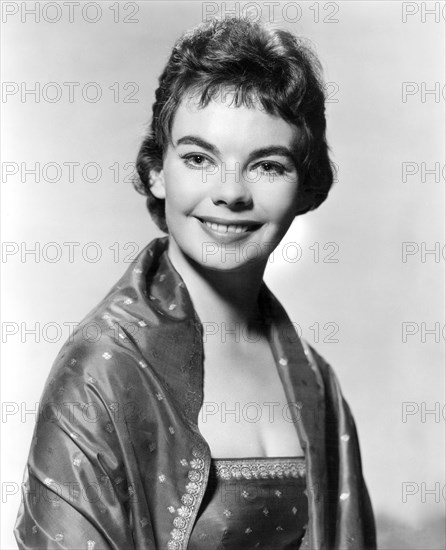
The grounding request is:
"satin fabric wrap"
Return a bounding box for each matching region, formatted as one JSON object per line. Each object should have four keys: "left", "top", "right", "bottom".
{"left": 14, "top": 236, "right": 376, "bottom": 550}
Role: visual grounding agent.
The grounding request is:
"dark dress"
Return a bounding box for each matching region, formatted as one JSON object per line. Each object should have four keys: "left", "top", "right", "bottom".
{"left": 14, "top": 237, "right": 376, "bottom": 549}
{"left": 188, "top": 456, "right": 308, "bottom": 549}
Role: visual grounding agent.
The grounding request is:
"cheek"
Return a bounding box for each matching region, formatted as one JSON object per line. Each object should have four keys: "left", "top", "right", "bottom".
{"left": 260, "top": 184, "right": 299, "bottom": 222}
{"left": 163, "top": 164, "right": 203, "bottom": 217}
{"left": 163, "top": 162, "right": 187, "bottom": 207}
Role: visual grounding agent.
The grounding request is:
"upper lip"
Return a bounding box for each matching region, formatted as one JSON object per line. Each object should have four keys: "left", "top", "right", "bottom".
{"left": 196, "top": 216, "right": 262, "bottom": 227}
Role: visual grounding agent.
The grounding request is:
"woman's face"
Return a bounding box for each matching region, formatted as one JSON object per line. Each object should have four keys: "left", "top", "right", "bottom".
{"left": 150, "top": 92, "right": 301, "bottom": 273}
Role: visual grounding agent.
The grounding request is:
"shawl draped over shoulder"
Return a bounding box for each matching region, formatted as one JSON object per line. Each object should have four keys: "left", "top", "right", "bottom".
{"left": 14, "top": 237, "right": 376, "bottom": 550}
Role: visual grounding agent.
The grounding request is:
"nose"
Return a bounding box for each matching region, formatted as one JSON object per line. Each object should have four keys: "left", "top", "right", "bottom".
{"left": 210, "top": 165, "right": 253, "bottom": 209}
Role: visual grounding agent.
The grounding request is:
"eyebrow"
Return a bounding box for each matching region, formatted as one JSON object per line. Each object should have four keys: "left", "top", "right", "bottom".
{"left": 175, "top": 135, "right": 296, "bottom": 165}
{"left": 176, "top": 136, "right": 220, "bottom": 156}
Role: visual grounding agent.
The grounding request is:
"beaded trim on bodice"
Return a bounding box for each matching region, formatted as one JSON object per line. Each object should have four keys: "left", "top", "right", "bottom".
{"left": 212, "top": 456, "right": 306, "bottom": 481}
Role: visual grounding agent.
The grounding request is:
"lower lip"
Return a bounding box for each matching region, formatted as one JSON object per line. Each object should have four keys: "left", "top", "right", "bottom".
{"left": 197, "top": 219, "right": 262, "bottom": 242}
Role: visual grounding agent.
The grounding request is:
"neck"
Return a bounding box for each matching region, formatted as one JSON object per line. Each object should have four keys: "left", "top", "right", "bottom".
{"left": 166, "top": 239, "right": 267, "bottom": 331}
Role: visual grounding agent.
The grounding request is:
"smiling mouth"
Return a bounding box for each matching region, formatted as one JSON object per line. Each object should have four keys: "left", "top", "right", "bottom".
{"left": 196, "top": 218, "right": 263, "bottom": 234}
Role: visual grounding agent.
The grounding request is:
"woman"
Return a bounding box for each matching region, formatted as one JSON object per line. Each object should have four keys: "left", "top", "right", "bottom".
{"left": 15, "top": 17, "right": 376, "bottom": 550}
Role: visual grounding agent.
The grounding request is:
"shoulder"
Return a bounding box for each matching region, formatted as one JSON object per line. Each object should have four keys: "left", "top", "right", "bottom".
{"left": 37, "top": 237, "right": 195, "bottom": 428}
{"left": 300, "top": 339, "right": 337, "bottom": 385}
{"left": 33, "top": 312, "right": 162, "bottom": 466}
{"left": 300, "top": 339, "right": 350, "bottom": 407}
{"left": 39, "top": 289, "right": 168, "bottom": 423}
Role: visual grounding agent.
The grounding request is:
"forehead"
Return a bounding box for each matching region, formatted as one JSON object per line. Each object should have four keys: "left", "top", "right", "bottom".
{"left": 170, "top": 93, "right": 298, "bottom": 150}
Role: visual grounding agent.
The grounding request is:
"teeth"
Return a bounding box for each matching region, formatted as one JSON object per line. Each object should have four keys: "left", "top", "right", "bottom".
{"left": 203, "top": 221, "right": 251, "bottom": 234}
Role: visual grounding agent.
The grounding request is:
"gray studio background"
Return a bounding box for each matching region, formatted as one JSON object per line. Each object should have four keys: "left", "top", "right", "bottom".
{"left": 2, "top": 1, "right": 445, "bottom": 548}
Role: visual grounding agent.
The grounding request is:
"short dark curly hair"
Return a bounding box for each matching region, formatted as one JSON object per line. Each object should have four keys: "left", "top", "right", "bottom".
{"left": 133, "top": 17, "right": 334, "bottom": 233}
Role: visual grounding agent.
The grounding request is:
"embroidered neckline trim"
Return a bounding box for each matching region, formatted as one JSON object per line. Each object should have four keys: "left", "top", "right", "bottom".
{"left": 211, "top": 457, "right": 306, "bottom": 480}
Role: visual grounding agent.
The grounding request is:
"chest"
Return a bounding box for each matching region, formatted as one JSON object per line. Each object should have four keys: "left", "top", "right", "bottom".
{"left": 197, "top": 337, "right": 305, "bottom": 458}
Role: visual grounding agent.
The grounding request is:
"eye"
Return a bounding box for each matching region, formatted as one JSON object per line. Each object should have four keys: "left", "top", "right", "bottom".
{"left": 181, "top": 153, "right": 214, "bottom": 170}
{"left": 252, "top": 161, "right": 287, "bottom": 177}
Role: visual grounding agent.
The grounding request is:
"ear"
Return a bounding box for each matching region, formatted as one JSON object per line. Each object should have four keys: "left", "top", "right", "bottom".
{"left": 149, "top": 169, "right": 166, "bottom": 199}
